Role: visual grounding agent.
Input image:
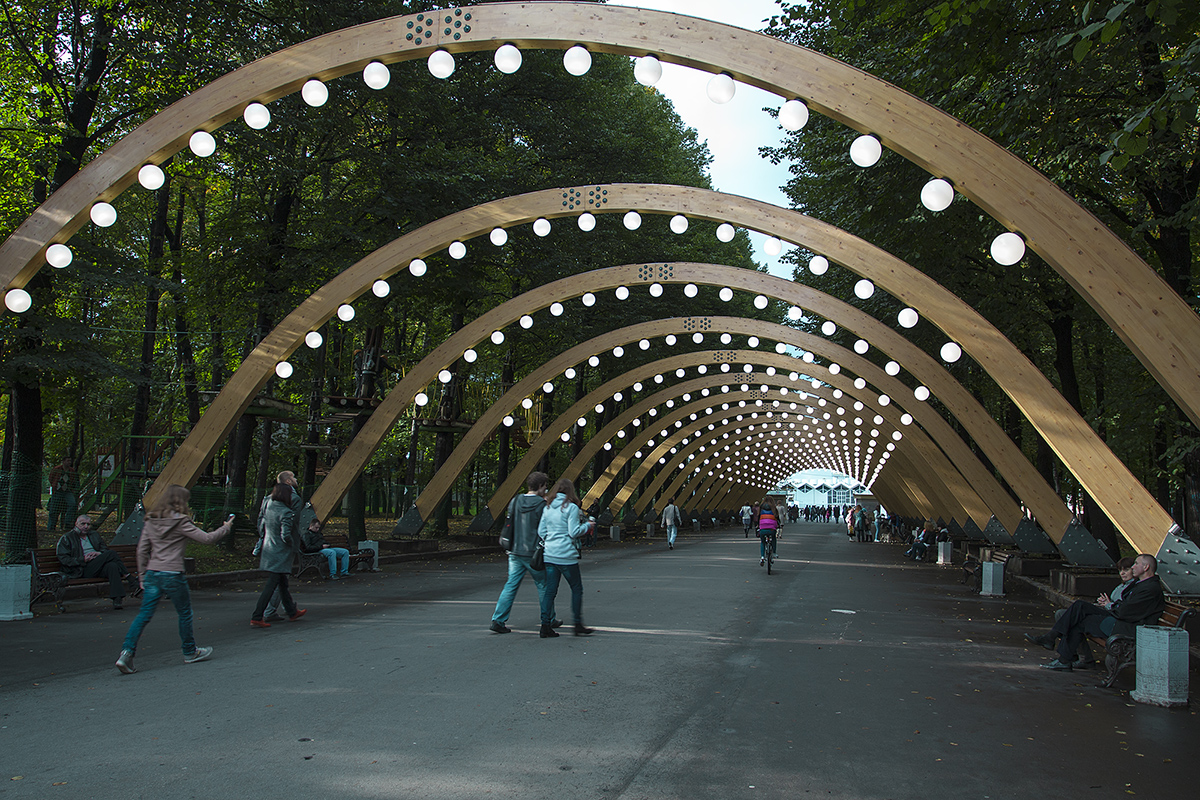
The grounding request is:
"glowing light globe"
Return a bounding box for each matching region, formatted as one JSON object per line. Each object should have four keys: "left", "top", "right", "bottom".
{"left": 301, "top": 79, "right": 329, "bottom": 107}
{"left": 563, "top": 45, "right": 592, "bottom": 76}
{"left": 634, "top": 55, "right": 662, "bottom": 86}
{"left": 706, "top": 73, "right": 736, "bottom": 104}
{"left": 363, "top": 61, "right": 390, "bottom": 89}
{"left": 849, "top": 134, "right": 882, "bottom": 167}
{"left": 428, "top": 49, "right": 455, "bottom": 79}
{"left": 778, "top": 99, "right": 810, "bottom": 131}
{"left": 809, "top": 255, "right": 829, "bottom": 275}
{"left": 138, "top": 164, "right": 166, "bottom": 190}
{"left": 494, "top": 44, "right": 522, "bottom": 74}
{"left": 189, "top": 131, "right": 216, "bottom": 157}
{"left": 921, "top": 178, "right": 954, "bottom": 212}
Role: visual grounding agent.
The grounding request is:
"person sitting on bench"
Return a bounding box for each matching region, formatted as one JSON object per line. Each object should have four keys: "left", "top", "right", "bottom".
{"left": 301, "top": 518, "right": 352, "bottom": 579}
{"left": 905, "top": 522, "right": 935, "bottom": 560}
{"left": 1026, "top": 553, "right": 1165, "bottom": 671}
{"left": 56, "top": 515, "right": 137, "bottom": 609}
{"left": 1032, "top": 557, "right": 1135, "bottom": 667}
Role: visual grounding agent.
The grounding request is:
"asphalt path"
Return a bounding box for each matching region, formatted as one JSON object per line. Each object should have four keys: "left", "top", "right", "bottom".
{"left": 2, "top": 523, "right": 1198, "bottom": 799}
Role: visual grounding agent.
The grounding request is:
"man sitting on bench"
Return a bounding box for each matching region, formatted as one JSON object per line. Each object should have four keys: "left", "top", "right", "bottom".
{"left": 56, "top": 515, "right": 137, "bottom": 609}
{"left": 1026, "top": 553, "right": 1165, "bottom": 671}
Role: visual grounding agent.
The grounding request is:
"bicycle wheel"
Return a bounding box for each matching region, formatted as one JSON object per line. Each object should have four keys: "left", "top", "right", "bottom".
{"left": 766, "top": 538, "right": 773, "bottom": 574}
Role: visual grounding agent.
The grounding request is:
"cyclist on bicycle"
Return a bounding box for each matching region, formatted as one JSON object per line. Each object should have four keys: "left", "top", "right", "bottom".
{"left": 757, "top": 502, "right": 780, "bottom": 565}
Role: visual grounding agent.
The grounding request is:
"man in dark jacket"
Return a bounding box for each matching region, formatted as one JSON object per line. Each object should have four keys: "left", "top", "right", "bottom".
{"left": 489, "top": 472, "right": 558, "bottom": 633}
{"left": 56, "top": 515, "right": 136, "bottom": 609}
{"left": 1028, "top": 553, "right": 1166, "bottom": 671}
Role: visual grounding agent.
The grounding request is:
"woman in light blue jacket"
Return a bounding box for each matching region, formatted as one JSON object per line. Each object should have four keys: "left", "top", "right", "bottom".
{"left": 537, "top": 478, "right": 595, "bottom": 638}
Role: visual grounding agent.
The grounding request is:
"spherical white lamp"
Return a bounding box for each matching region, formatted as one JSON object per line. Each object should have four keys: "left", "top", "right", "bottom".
{"left": 716, "top": 223, "right": 735, "bottom": 242}
{"left": 589, "top": 355, "right": 601, "bottom": 366}
{"left": 748, "top": 336, "right": 760, "bottom": 347}
{"left": 363, "top": 61, "right": 390, "bottom": 89}
{"left": 854, "top": 279, "right": 876, "bottom": 299}
{"left": 788, "top": 306, "right": 802, "bottom": 321}
{"left": 776, "top": 98, "right": 810, "bottom": 132}
{"left": 665, "top": 335, "right": 677, "bottom": 345}
{"left": 914, "top": 385, "right": 931, "bottom": 401}
{"left": 4, "top": 288, "right": 32, "bottom": 313}
{"left": 409, "top": 259, "right": 427, "bottom": 276}
{"left": 533, "top": 218, "right": 551, "bottom": 237}
{"left": 706, "top": 73, "right": 736, "bottom": 104}
{"left": 901, "top": 413, "right": 913, "bottom": 425}
{"left": 649, "top": 282, "right": 663, "bottom": 297}
{"left": 463, "top": 349, "right": 477, "bottom": 363}
{"left": 991, "top": 232, "right": 1026, "bottom": 265}
{"left": 581, "top": 292, "right": 596, "bottom": 307}
{"left": 897, "top": 307, "right": 919, "bottom": 328}
{"left": 90, "top": 202, "right": 117, "bottom": 227}
{"left": 809, "top": 255, "right": 829, "bottom": 275}
{"left": 684, "top": 283, "right": 698, "bottom": 297}
{"left": 821, "top": 320, "right": 836, "bottom": 336}
{"left": 615, "top": 286, "right": 630, "bottom": 300}
{"left": 494, "top": 44, "right": 522, "bottom": 74}
{"left": 692, "top": 332, "right": 704, "bottom": 344}
{"left": 639, "top": 339, "right": 650, "bottom": 350}
{"left": 849, "top": 134, "right": 882, "bottom": 167}
{"left": 372, "top": 279, "right": 391, "bottom": 297}
{"left": 613, "top": 346, "right": 625, "bottom": 357}
{"left": 519, "top": 314, "right": 533, "bottom": 329}
{"left": 489, "top": 227, "right": 508, "bottom": 246}
{"left": 138, "top": 164, "right": 166, "bottom": 190}
{"left": 854, "top": 378, "right": 867, "bottom": 390}
{"left": 623, "top": 211, "right": 641, "bottom": 230}
{"left": 885, "top": 360, "right": 900, "bottom": 376}
{"left": 301, "top": 79, "right": 329, "bottom": 107}
{"left": 764, "top": 236, "right": 783, "bottom": 256}
{"left": 243, "top": 102, "right": 271, "bottom": 129}
{"left": 491, "top": 330, "right": 505, "bottom": 345}
{"left": 752, "top": 294, "right": 768, "bottom": 310}
{"left": 828, "top": 363, "right": 841, "bottom": 374}
{"left": 189, "top": 131, "right": 216, "bottom": 157}
{"left": 550, "top": 302, "right": 564, "bottom": 316}
{"left": 448, "top": 241, "right": 466, "bottom": 259}
{"left": 337, "top": 304, "right": 355, "bottom": 321}
{"left": 542, "top": 382, "right": 554, "bottom": 394}
{"left": 427, "top": 49, "right": 455, "bottom": 79}
{"left": 719, "top": 287, "right": 734, "bottom": 302}
{"left": 878, "top": 394, "right": 891, "bottom": 406}
{"left": 940, "top": 342, "right": 962, "bottom": 362}
{"left": 854, "top": 339, "right": 869, "bottom": 354}
{"left": 720, "top": 333, "right": 732, "bottom": 344}
{"left": 921, "top": 178, "right": 954, "bottom": 212}
{"left": 578, "top": 212, "right": 596, "bottom": 231}
{"left": 415, "top": 392, "right": 429, "bottom": 407}
{"left": 670, "top": 214, "right": 689, "bottom": 234}
{"left": 274, "top": 361, "right": 294, "bottom": 379}
{"left": 438, "top": 370, "right": 453, "bottom": 384}
{"left": 563, "top": 45, "right": 592, "bottom": 76}
{"left": 305, "top": 331, "right": 323, "bottom": 349}
{"left": 503, "top": 415, "right": 514, "bottom": 427}
{"left": 634, "top": 55, "right": 662, "bottom": 86}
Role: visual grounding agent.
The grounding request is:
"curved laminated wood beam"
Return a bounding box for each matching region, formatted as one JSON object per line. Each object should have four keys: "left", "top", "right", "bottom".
{"left": 4, "top": 4, "right": 1198, "bottom": 472}
{"left": 111, "top": 181, "right": 1153, "bottom": 551}
{"left": 584, "top": 373, "right": 977, "bottom": 527}
{"left": 435, "top": 316, "right": 1004, "bottom": 531}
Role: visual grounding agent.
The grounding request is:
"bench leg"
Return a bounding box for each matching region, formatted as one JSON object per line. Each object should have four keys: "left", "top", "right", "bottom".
{"left": 1101, "top": 637, "right": 1136, "bottom": 689}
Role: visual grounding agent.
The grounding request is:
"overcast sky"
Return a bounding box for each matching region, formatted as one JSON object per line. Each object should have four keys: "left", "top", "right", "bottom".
{"left": 607, "top": 0, "right": 797, "bottom": 277}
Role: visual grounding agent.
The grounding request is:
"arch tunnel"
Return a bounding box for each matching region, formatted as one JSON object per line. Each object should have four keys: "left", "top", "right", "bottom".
{"left": 3, "top": 2, "right": 1199, "bottom": 588}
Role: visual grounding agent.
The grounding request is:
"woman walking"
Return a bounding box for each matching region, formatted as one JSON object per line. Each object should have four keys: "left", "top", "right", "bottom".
{"left": 115, "top": 485, "right": 232, "bottom": 674}
{"left": 250, "top": 481, "right": 307, "bottom": 627}
{"left": 537, "top": 478, "right": 594, "bottom": 638}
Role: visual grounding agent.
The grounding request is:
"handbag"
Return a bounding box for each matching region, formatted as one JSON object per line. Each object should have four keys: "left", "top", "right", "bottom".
{"left": 530, "top": 538, "right": 546, "bottom": 571}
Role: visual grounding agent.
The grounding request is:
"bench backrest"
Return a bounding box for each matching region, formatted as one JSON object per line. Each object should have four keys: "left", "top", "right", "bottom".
{"left": 1161, "top": 600, "right": 1193, "bottom": 629}
{"left": 31, "top": 545, "right": 139, "bottom": 577}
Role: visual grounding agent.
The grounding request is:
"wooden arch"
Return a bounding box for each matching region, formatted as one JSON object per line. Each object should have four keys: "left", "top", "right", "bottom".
{"left": 2, "top": 2, "right": 1195, "bottom": 447}
{"left": 572, "top": 361, "right": 982, "bottom": 525}
{"left": 404, "top": 314, "right": 1019, "bottom": 535}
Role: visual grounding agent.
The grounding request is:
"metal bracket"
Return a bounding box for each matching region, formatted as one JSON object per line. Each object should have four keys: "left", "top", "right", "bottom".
{"left": 1058, "top": 521, "right": 1115, "bottom": 567}
{"left": 982, "top": 515, "right": 1015, "bottom": 545}
{"left": 962, "top": 517, "right": 985, "bottom": 540}
{"left": 109, "top": 504, "right": 145, "bottom": 545}
{"left": 391, "top": 506, "right": 425, "bottom": 538}
{"left": 1156, "top": 524, "right": 1200, "bottom": 596}
{"left": 1011, "top": 517, "right": 1058, "bottom": 554}
{"left": 467, "top": 507, "right": 495, "bottom": 532}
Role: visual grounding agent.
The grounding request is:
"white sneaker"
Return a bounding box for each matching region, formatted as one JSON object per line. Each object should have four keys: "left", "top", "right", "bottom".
{"left": 183, "top": 646, "right": 213, "bottom": 664}
{"left": 116, "top": 649, "right": 136, "bottom": 674}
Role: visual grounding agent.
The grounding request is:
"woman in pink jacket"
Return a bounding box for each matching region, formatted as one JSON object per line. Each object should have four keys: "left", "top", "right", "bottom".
{"left": 115, "top": 485, "right": 232, "bottom": 675}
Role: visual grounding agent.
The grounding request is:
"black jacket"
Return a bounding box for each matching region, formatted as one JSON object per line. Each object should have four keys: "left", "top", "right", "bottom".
{"left": 1110, "top": 575, "right": 1166, "bottom": 637}
{"left": 55, "top": 529, "right": 110, "bottom": 580}
{"left": 505, "top": 494, "right": 548, "bottom": 558}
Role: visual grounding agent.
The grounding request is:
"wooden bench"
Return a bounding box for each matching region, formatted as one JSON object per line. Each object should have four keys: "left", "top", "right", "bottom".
{"left": 29, "top": 545, "right": 141, "bottom": 610}
{"left": 1088, "top": 599, "right": 1194, "bottom": 689}
{"left": 294, "top": 534, "right": 375, "bottom": 579}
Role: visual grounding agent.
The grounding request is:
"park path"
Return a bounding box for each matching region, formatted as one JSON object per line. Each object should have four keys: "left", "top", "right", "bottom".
{"left": 1, "top": 523, "right": 1197, "bottom": 799}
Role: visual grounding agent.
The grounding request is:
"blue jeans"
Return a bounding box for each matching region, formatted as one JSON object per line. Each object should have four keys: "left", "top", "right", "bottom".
{"left": 667, "top": 524, "right": 678, "bottom": 546}
{"left": 122, "top": 571, "right": 196, "bottom": 656}
{"left": 321, "top": 547, "right": 350, "bottom": 575}
{"left": 542, "top": 562, "right": 583, "bottom": 625}
{"left": 759, "top": 529, "right": 777, "bottom": 559}
{"left": 491, "top": 553, "right": 553, "bottom": 625}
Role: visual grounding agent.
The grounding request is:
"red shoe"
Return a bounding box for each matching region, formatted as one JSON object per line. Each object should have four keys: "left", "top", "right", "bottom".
{"left": 250, "top": 619, "right": 271, "bottom": 628}
{"left": 288, "top": 609, "right": 307, "bottom": 621}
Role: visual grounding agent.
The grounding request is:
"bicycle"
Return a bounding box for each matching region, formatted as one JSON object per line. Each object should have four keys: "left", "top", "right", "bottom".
{"left": 759, "top": 529, "right": 777, "bottom": 574}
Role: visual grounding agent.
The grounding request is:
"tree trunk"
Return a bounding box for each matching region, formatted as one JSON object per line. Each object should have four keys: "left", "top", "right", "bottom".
{"left": 2, "top": 381, "right": 42, "bottom": 563}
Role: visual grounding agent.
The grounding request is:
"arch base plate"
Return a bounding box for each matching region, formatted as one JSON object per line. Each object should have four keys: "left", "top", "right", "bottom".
{"left": 1156, "top": 527, "right": 1200, "bottom": 596}
{"left": 391, "top": 506, "right": 425, "bottom": 538}
{"left": 1059, "top": 521, "right": 1116, "bottom": 567}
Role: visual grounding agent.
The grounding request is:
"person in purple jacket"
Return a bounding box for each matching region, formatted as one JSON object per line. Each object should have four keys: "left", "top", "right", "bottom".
{"left": 115, "top": 485, "right": 232, "bottom": 675}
